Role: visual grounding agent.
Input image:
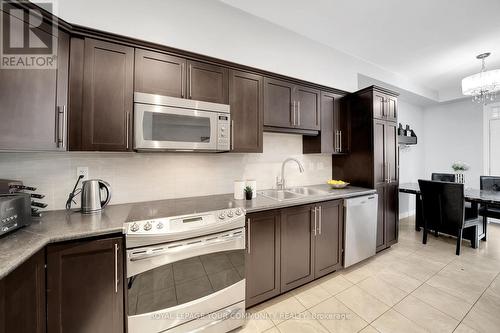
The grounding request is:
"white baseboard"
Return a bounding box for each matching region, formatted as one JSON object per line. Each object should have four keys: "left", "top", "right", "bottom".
{"left": 399, "top": 210, "right": 416, "bottom": 219}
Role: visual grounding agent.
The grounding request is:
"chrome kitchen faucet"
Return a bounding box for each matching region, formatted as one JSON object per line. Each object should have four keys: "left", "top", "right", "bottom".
{"left": 276, "top": 158, "right": 305, "bottom": 190}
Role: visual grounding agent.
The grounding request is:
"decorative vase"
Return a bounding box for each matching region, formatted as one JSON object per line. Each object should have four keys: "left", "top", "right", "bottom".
{"left": 455, "top": 172, "right": 465, "bottom": 184}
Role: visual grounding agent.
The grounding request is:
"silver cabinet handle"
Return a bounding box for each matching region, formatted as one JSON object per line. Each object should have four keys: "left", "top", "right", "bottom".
{"left": 56, "top": 106, "right": 66, "bottom": 149}
{"left": 231, "top": 119, "right": 234, "bottom": 150}
{"left": 247, "top": 218, "right": 251, "bottom": 254}
{"left": 188, "top": 64, "right": 192, "bottom": 99}
{"left": 297, "top": 101, "right": 301, "bottom": 126}
{"left": 114, "top": 243, "right": 119, "bottom": 293}
{"left": 318, "top": 206, "right": 322, "bottom": 235}
{"left": 334, "top": 131, "right": 338, "bottom": 152}
{"left": 387, "top": 162, "right": 391, "bottom": 183}
{"left": 181, "top": 62, "right": 186, "bottom": 98}
{"left": 312, "top": 207, "right": 317, "bottom": 236}
{"left": 126, "top": 112, "right": 130, "bottom": 149}
{"left": 339, "top": 130, "right": 342, "bottom": 152}
{"left": 292, "top": 100, "right": 296, "bottom": 126}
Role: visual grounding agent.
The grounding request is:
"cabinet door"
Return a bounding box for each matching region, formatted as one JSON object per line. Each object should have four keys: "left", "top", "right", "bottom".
{"left": 135, "top": 49, "right": 186, "bottom": 97}
{"left": 385, "top": 121, "right": 399, "bottom": 183}
{"left": 335, "top": 96, "right": 350, "bottom": 154}
{"left": 47, "top": 237, "right": 124, "bottom": 333}
{"left": 373, "top": 119, "right": 387, "bottom": 185}
{"left": 245, "top": 211, "right": 280, "bottom": 308}
{"left": 386, "top": 183, "right": 399, "bottom": 246}
{"left": 385, "top": 96, "right": 398, "bottom": 122}
{"left": 229, "top": 70, "right": 263, "bottom": 153}
{"left": 0, "top": 250, "right": 45, "bottom": 333}
{"left": 0, "top": 12, "right": 68, "bottom": 151}
{"left": 295, "top": 85, "right": 320, "bottom": 130}
{"left": 187, "top": 60, "right": 228, "bottom": 103}
{"left": 373, "top": 92, "right": 386, "bottom": 120}
{"left": 375, "top": 183, "right": 386, "bottom": 251}
{"left": 82, "top": 38, "right": 134, "bottom": 151}
{"left": 264, "top": 77, "right": 294, "bottom": 128}
{"left": 314, "top": 200, "right": 343, "bottom": 278}
{"left": 280, "top": 205, "right": 314, "bottom": 292}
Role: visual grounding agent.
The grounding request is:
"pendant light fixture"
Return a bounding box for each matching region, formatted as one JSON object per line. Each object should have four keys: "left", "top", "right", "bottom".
{"left": 462, "top": 53, "right": 500, "bottom": 104}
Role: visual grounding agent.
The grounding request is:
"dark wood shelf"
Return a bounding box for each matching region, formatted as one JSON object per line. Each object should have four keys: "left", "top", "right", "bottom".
{"left": 398, "top": 135, "right": 417, "bottom": 145}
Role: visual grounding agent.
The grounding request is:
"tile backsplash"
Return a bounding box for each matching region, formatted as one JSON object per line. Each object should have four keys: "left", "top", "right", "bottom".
{"left": 0, "top": 133, "right": 331, "bottom": 210}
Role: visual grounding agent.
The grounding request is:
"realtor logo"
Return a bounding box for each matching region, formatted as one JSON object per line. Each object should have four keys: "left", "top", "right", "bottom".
{"left": 1, "top": 0, "right": 57, "bottom": 69}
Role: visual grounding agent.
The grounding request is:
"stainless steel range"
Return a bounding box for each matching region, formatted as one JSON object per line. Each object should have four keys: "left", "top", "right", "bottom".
{"left": 124, "top": 207, "right": 246, "bottom": 333}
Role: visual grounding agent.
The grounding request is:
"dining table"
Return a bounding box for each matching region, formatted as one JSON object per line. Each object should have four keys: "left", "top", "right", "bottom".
{"left": 399, "top": 182, "right": 500, "bottom": 241}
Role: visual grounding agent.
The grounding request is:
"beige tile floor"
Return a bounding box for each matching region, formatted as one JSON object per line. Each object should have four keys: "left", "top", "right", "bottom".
{"left": 234, "top": 216, "right": 500, "bottom": 333}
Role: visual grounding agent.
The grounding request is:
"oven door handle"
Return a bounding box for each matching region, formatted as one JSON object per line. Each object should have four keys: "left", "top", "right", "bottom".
{"left": 129, "top": 232, "right": 244, "bottom": 262}
{"left": 189, "top": 307, "right": 242, "bottom": 333}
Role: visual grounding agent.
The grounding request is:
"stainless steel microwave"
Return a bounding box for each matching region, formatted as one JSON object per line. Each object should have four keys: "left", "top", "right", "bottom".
{"left": 134, "top": 93, "right": 231, "bottom": 152}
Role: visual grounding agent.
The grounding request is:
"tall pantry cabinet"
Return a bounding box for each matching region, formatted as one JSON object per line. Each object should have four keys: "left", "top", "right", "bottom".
{"left": 332, "top": 86, "right": 399, "bottom": 252}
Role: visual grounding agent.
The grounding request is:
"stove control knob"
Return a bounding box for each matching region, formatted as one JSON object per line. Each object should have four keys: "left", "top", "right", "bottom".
{"left": 227, "top": 210, "right": 234, "bottom": 218}
{"left": 157, "top": 222, "right": 164, "bottom": 229}
{"left": 218, "top": 212, "right": 226, "bottom": 220}
{"left": 235, "top": 208, "right": 242, "bottom": 216}
{"left": 130, "top": 223, "right": 140, "bottom": 232}
{"left": 144, "top": 222, "right": 152, "bottom": 231}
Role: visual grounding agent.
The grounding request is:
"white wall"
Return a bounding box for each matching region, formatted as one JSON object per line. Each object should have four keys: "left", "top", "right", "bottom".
{"left": 397, "top": 101, "right": 425, "bottom": 218}
{"left": 0, "top": 133, "right": 331, "bottom": 210}
{"left": 423, "top": 99, "right": 484, "bottom": 188}
{"left": 55, "top": 0, "right": 437, "bottom": 100}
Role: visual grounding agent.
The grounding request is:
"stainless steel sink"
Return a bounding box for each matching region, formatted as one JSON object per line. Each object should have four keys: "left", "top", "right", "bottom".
{"left": 259, "top": 187, "right": 328, "bottom": 201}
{"left": 287, "top": 187, "right": 328, "bottom": 196}
{"left": 259, "top": 189, "right": 303, "bottom": 201}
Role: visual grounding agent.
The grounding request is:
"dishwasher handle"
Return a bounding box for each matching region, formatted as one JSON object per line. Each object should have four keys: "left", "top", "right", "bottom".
{"left": 344, "top": 194, "right": 377, "bottom": 208}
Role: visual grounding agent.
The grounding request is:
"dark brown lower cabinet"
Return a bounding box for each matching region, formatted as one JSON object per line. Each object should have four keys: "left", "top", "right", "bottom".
{"left": 280, "top": 204, "right": 315, "bottom": 292}
{"left": 245, "top": 210, "right": 281, "bottom": 308}
{"left": 246, "top": 200, "right": 344, "bottom": 306}
{"left": 0, "top": 250, "right": 46, "bottom": 333}
{"left": 47, "top": 237, "right": 124, "bottom": 333}
{"left": 314, "top": 200, "right": 344, "bottom": 278}
{"left": 376, "top": 182, "right": 399, "bottom": 252}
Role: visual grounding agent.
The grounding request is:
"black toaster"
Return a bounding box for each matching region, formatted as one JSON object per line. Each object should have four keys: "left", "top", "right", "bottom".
{"left": 0, "top": 193, "right": 32, "bottom": 237}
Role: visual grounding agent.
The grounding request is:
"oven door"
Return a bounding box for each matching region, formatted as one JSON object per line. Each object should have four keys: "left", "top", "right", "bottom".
{"left": 126, "top": 228, "right": 245, "bottom": 333}
{"left": 134, "top": 103, "right": 219, "bottom": 151}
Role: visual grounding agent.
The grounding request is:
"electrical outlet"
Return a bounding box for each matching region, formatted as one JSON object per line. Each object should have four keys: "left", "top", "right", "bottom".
{"left": 77, "top": 167, "right": 89, "bottom": 181}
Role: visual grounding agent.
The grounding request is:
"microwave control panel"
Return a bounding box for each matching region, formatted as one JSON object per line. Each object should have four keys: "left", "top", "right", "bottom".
{"left": 217, "top": 114, "right": 231, "bottom": 151}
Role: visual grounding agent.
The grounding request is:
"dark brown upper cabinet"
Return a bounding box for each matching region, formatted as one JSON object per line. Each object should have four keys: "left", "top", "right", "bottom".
{"left": 134, "top": 49, "right": 186, "bottom": 98}
{"left": 0, "top": 250, "right": 46, "bottom": 333}
{"left": 0, "top": 10, "right": 69, "bottom": 151}
{"left": 229, "top": 70, "right": 264, "bottom": 153}
{"left": 373, "top": 91, "right": 397, "bottom": 122}
{"left": 332, "top": 85, "right": 399, "bottom": 252}
{"left": 47, "top": 236, "right": 124, "bottom": 333}
{"left": 263, "top": 77, "right": 295, "bottom": 129}
{"left": 264, "top": 78, "right": 321, "bottom": 133}
{"left": 303, "top": 91, "right": 348, "bottom": 154}
{"left": 187, "top": 60, "right": 228, "bottom": 104}
{"left": 69, "top": 38, "right": 134, "bottom": 151}
{"left": 245, "top": 210, "right": 281, "bottom": 308}
{"left": 295, "top": 86, "right": 321, "bottom": 131}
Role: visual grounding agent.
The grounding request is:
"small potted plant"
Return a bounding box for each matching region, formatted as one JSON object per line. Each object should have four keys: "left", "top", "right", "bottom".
{"left": 244, "top": 186, "right": 253, "bottom": 200}
{"left": 451, "top": 161, "right": 469, "bottom": 184}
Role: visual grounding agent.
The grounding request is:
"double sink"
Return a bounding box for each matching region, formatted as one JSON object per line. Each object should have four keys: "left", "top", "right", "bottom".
{"left": 259, "top": 187, "right": 329, "bottom": 201}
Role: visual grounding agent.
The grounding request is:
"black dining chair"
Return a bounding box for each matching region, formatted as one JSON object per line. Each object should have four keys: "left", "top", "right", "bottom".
{"left": 479, "top": 176, "right": 500, "bottom": 241}
{"left": 431, "top": 173, "right": 456, "bottom": 182}
{"left": 419, "top": 180, "right": 482, "bottom": 255}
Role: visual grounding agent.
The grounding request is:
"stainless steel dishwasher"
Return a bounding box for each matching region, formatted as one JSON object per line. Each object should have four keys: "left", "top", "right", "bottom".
{"left": 344, "top": 194, "right": 378, "bottom": 267}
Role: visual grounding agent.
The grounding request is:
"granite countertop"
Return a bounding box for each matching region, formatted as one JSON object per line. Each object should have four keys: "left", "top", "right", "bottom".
{"left": 0, "top": 184, "right": 374, "bottom": 279}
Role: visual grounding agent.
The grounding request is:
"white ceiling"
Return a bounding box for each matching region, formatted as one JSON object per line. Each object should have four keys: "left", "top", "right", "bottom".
{"left": 219, "top": 0, "right": 500, "bottom": 101}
